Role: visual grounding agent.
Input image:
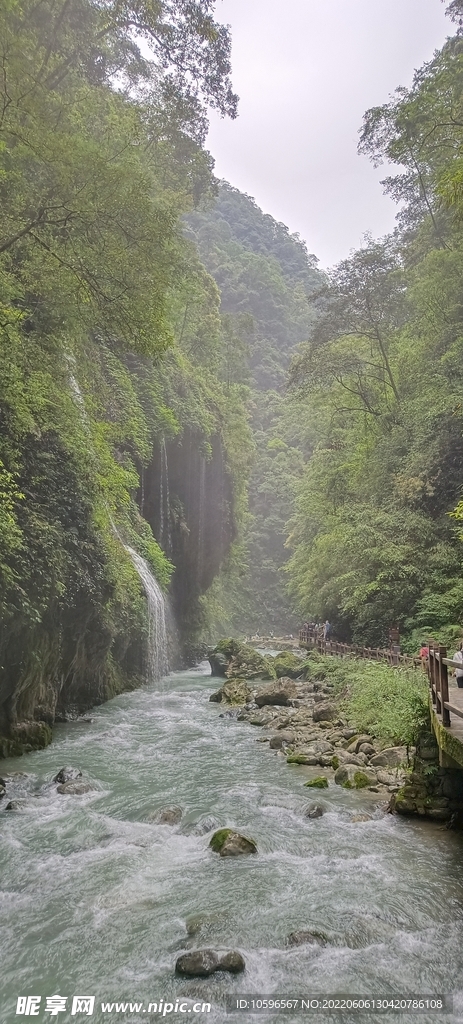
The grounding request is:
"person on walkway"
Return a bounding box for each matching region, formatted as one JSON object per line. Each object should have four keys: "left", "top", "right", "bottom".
{"left": 453, "top": 642, "right": 463, "bottom": 688}
{"left": 323, "top": 620, "right": 331, "bottom": 640}
{"left": 419, "top": 642, "right": 429, "bottom": 674}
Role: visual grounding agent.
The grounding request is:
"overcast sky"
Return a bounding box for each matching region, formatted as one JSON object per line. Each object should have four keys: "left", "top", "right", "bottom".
{"left": 207, "top": 0, "right": 452, "bottom": 268}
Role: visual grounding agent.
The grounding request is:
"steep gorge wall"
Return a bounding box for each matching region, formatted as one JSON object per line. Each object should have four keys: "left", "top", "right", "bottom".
{"left": 0, "top": 349, "right": 243, "bottom": 757}
{"left": 141, "top": 431, "right": 235, "bottom": 647}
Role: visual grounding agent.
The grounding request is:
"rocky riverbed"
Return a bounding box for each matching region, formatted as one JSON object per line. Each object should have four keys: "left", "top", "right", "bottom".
{"left": 207, "top": 641, "right": 463, "bottom": 825}
{"left": 211, "top": 674, "right": 408, "bottom": 800}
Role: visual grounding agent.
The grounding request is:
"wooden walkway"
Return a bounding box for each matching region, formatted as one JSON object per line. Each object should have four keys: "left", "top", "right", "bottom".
{"left": 299, "top": 628, "right": 421, "bottom": 668}
{"left": 428, "top": 644, "right": 463, "bottom": 767}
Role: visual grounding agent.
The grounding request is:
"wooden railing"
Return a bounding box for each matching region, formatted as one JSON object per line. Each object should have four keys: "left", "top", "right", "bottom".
{"left": 428, "top": 642, "right": 463, "bottom": 727}
{"left": 299, "top": 630, "right": 463, "bottom": 731}
{"left": 298, "top": 628, "right": 421, "bottom": 669}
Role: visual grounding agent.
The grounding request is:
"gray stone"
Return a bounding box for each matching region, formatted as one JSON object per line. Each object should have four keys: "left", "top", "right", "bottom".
{"left": 313, "top": 740, "right": 334, "bottom": 754}
{"left": 376, "top": 770, "right": 404, "bottom": 787}
{"left": 218, "top": 951, "right": 245, "bottom": 973}
{"left": 313, "top": 703, "right": 337, "bottom": 723}
{"left": 370, "top": 747, "right": 407, "bottom": 768}
{"left": 56, "top": 781, "right": 94, "bottom": 795}
{"left": 336, "top": 750, "right": 365, "bottom": 767}
{"left": 358, "top": 743, "right": 376, "bottom": 756}
{"left": 286, "top": 931, "right": 327, "bottom": 947}
{"left": 346, "top": 735, "right": 373, "bottom": 754}
{"left": 255, "top": 678, "right": 297, "bottom": 707}
{"left": 158, "top": 807, "right": 183, "bottom": 825}
{"left": 334, "top": 765, "right": 376, "bottom": 788}
{"left": 175, "top": 950, "right": 219, "bottom": 977}
{"left": 427, "top": 807, "right": 452, "bottom": 821}
{"left": 210, "top": 830, "right": 257, "bottom": 857}
{"left": 175, "top": 949, "right": 245, "bottom": 977}
{"left": 269, "top": 732, "right": 294, "bottom": 749}
{"left": 6, "top": 800, "right": 22, "bottom": 810}
{"left": 53, "top": 767, "right": 82, "bottom": 784}
{"left": 305, "top": 804, "right": 325, "bottom": 819}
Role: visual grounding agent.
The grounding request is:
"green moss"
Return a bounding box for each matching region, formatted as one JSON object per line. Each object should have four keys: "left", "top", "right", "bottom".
{"left": 274, "top": 652, "right": 303, "bottom": 679}
{"left": 430, "top": 703, "right": 463, "bottom": 768}
{"left": 209, "top": 828, "right": 233, "bottom": 852}
{"left": 0, "top": 721, "right": 53, "bottom": 759}
{"left": 304, "top": 776, "right": 329, "bottom": 789}
{"left": 331, "top": 756, "right": 340, "bottom": 770}
{"left": 353, "top": 771, "right": 370, "bottom": 789}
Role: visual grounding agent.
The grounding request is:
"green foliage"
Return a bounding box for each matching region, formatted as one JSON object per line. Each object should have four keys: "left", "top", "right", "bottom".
{"left": 341, "top": 661, "right": 429, "bottom": 747}
{"left": 0, "top": 0, "right": 248, "bottom": 733}
{"left": 187, "top": 184, "right": 321, "bottom": 635}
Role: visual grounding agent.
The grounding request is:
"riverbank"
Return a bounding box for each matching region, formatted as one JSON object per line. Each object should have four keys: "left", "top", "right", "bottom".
{"left": 209, "top": 664, "right": 410, "bottom": 804}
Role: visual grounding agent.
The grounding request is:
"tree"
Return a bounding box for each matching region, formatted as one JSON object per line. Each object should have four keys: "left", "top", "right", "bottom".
{"left": 290, "top": 237, "right": 404, "bottom": 416}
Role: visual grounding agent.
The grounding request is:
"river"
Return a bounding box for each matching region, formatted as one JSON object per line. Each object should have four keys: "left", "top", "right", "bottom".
{"left": 1, "top": 663, "right": 463, "bottom": 1024}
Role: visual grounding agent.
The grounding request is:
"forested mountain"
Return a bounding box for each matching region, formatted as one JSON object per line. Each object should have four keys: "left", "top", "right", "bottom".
{"left": 186, "top": 185, "right": 321, "bottom": 633}
{"left": 0, "top": 0, "right": 251, "bottom": 754}
{"left": 286, "top": 14, "right": 463, "bottom": 651}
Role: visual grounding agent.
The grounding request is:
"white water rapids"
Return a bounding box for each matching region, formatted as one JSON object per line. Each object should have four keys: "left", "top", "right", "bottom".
{"left": 1, "top": 662, "right": 463, "bottom": 1024}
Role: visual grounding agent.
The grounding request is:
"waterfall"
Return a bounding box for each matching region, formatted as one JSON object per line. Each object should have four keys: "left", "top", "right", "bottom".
{"left": 111, "top": 523, "right": 169, "bottom": 682}
{"left": 124, "top": 545, "right": 169, "bottom": 682}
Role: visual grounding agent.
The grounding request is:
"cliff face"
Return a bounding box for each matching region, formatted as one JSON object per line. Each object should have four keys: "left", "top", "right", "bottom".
{"left": 0, "top": 339, "right": 246, "bottom": 757}
{"left": 141, "top": 430, "right": 236, "bottom": 652}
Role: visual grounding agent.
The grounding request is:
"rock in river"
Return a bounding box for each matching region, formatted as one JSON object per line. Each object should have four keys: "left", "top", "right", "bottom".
{"left": 218, "top": 951, "right": 246, "bottom": 973}
{"left": 209, "top": 829, "right": 257, "bottom": 856}
{"left": 157, "top": 807, "right": 183, "bottom": 825}
{"left": 175, "top": 949, "right": 245, "bottom": 977}
{"left": 286, "top": 931, "right": 327, "bottom": 947}
{"left": 209, "top": 679, "right": 251, "bottom": 706}
{"left": 175, "top": 950, "right": 219, "bottom": 977}
{"left": 208, "top": 639, "right": 275, "bottom": 680}
{"left": 53, "top": 767, "right": 82, "bottom": 784}
{"left": 57, "top": 781, "right": 94, "bottom": 795}
{"left": 305, "top": 803, "right": 325, "bottom": 818}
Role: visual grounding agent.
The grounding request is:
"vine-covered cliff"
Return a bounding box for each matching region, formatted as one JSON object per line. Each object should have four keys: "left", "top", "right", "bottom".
{"left": 0, "top": 0, "right": 251, "bottom": 755}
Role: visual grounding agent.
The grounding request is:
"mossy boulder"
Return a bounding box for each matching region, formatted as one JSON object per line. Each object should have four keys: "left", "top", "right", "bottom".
{"left": 208, "top": 639, "right": 276, "bottom": 680}
{"left": 209, "top": 679, "right": 251, "bottom": 705}
{"left": 0, "top": 721, "right": 52, "bottom": 758}
{"left": 209, "top": 829, "right": 257, "bottom": 856}
{"left": 287, "top": 751, "right": 319, "bottom": 766}
{"left": 273, "top": 652, "right": 304, "bottom": 679}
{"left": 175, "top": 949, "right": 245, "bottom": 977}
{"left": 304, "top": 776, "right": 329, "bottom": 789}
{"left": 334, "top": 764, "right": 376, "bottom": 789}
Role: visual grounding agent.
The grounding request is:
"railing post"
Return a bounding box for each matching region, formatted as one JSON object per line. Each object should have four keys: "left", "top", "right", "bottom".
{"left": 439, "top": 645, "right": 450, "bottom": 727}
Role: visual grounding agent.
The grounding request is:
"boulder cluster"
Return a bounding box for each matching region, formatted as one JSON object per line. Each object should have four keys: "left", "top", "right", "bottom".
{"left": 208, "top": 647, "right": 410, "bottom": 796}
